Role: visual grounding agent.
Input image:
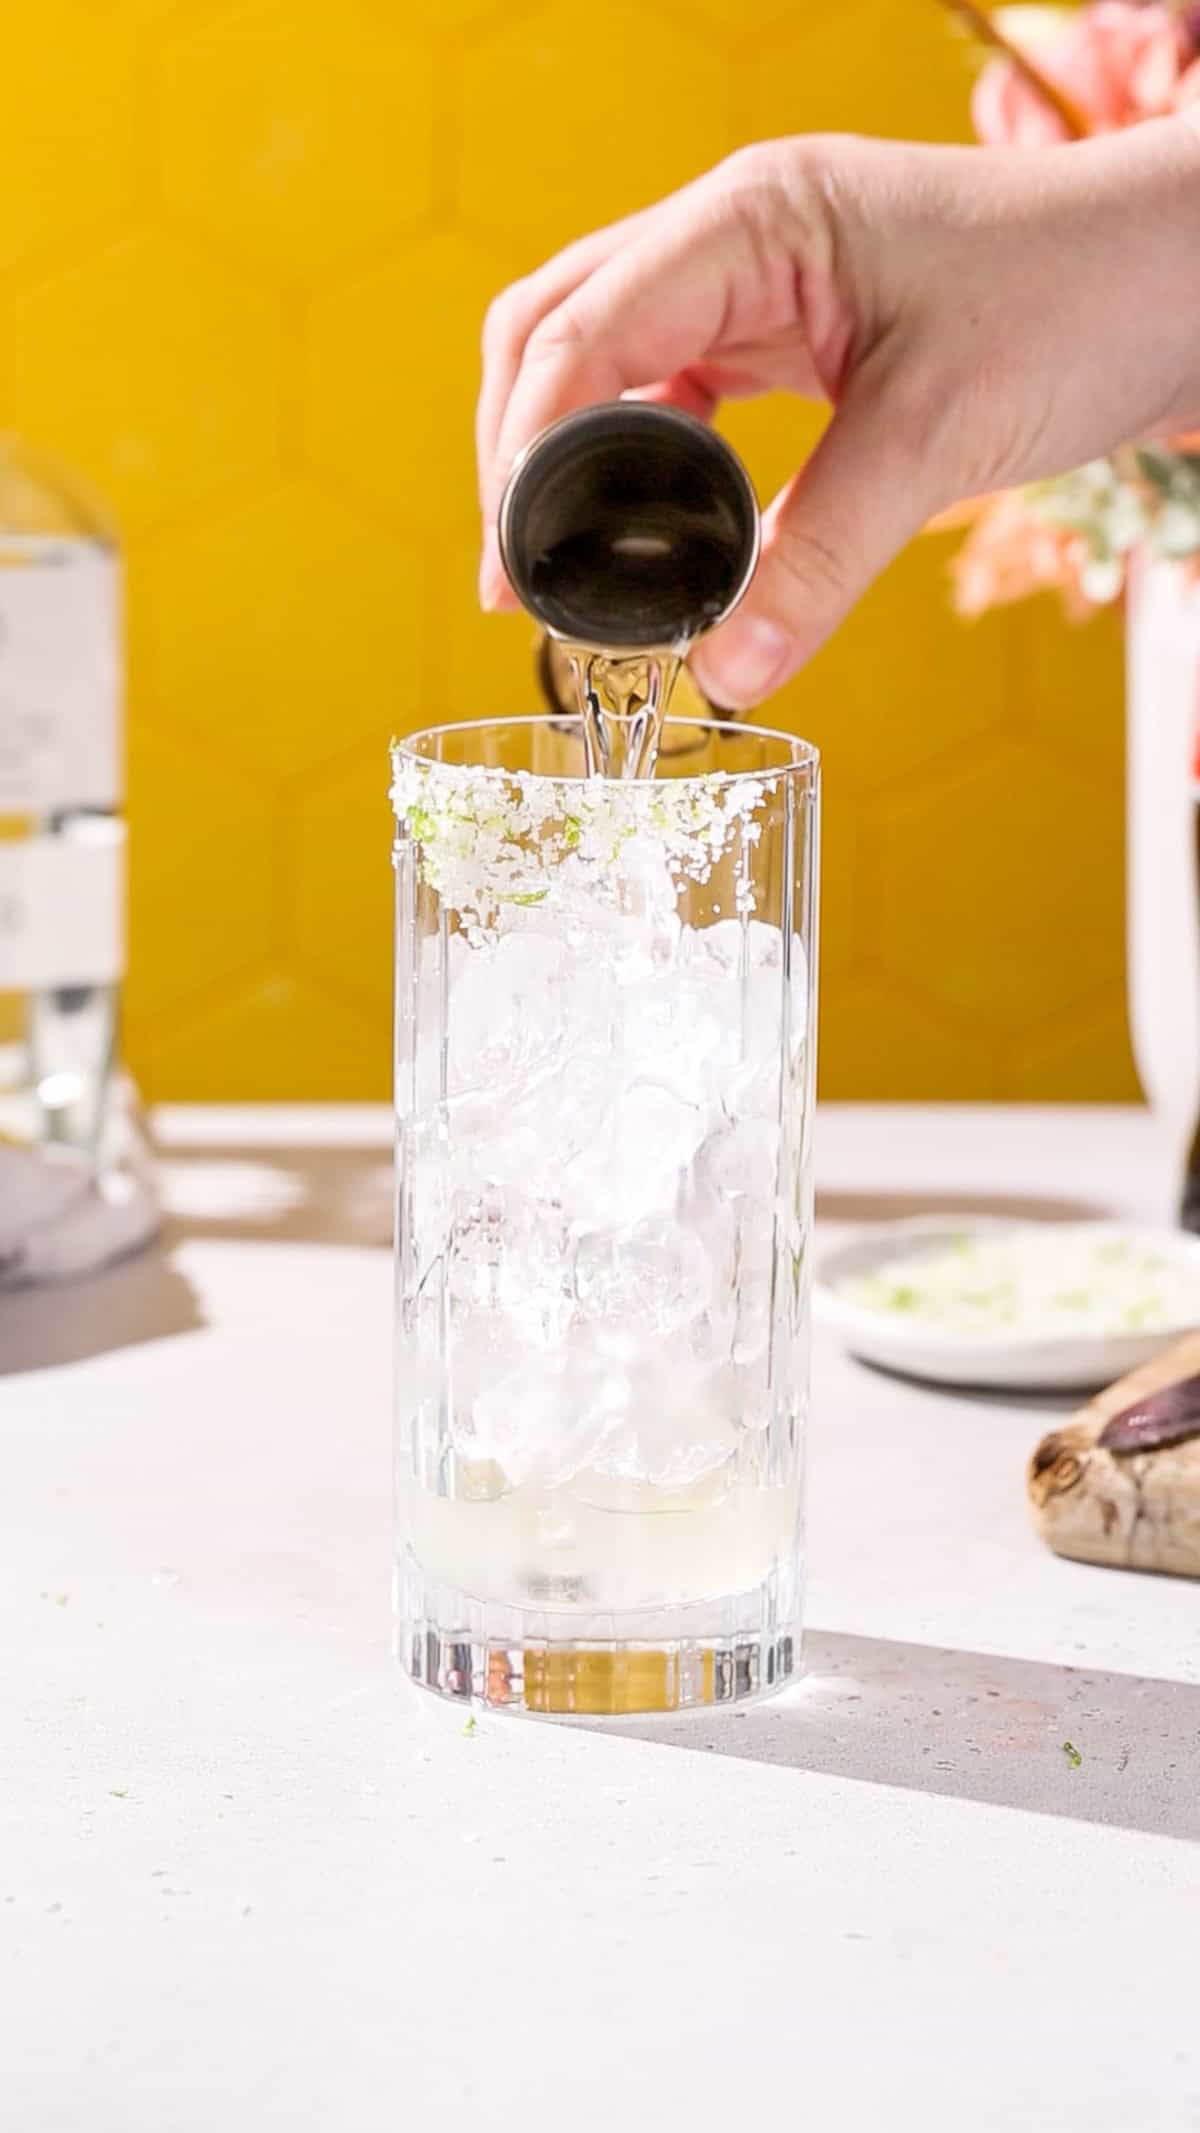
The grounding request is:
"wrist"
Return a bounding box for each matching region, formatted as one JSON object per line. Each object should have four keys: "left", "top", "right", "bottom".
{"left": 1119, "top": 111, "right": 1200, "bottom": 437}
{"left": 1054, "top": 111, "right": 1200, "bottom": 445}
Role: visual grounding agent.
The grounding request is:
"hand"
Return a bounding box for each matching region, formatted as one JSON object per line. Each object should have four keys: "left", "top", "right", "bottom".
{"left": 477, "top": 115, "right": 1200, "bottom": 707}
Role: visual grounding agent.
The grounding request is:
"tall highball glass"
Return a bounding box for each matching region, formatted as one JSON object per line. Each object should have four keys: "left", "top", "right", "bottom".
{"left": 392, "top": 714, "right": 818, "bottom": 1716}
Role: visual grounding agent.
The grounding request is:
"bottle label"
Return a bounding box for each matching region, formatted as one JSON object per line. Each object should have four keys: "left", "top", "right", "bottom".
{"left": 0, "top": 539, "right": 121, "bottom": 812}
{"left": 0, "top": 822, "right": 124, "bottom": 988}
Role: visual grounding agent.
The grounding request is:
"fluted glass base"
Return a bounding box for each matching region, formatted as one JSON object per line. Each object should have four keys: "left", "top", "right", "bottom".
{"left": 395, "top": 1551, "right": 800, "bottom": 1717}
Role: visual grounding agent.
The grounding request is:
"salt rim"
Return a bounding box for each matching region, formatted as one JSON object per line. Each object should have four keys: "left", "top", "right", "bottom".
{"left": 390, "top": 750, "right": 778, "bottom": 942}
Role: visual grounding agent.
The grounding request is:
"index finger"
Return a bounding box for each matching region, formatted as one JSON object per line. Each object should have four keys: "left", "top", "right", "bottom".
{"left": 475, "top": 205, "right": 655, "bottom": 515}
{"left": 481, "top": 177, "right": 758, "bottom": 527}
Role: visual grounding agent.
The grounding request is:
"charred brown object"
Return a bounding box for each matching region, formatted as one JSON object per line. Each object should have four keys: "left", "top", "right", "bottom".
{"left": 1029, "top": 1333, "right": 1200, "bottom": 1576}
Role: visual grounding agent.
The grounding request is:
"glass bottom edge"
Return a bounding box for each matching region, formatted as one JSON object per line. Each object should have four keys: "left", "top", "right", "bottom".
{"left": 394, "top": 1561, "right": 802, "bottom": 1717}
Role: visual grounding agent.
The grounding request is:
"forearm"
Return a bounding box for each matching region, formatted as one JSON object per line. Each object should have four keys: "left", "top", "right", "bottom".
{"left": 1068, "top": 107, "right": 1200, "bottom": 448}
{"left": 1143, "top": 105, "right": 1200, "bottom": 437}
{"left": 822, "top": 111, "right": 1200, "bottom": 505}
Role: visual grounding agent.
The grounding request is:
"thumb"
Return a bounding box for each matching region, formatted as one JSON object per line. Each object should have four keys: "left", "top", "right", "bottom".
{"left": 690, "top": 388, "right": 933, "bottom": 709}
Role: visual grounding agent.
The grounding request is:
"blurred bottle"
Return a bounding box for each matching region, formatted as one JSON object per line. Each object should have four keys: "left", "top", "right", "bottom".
{"left": 0, "top": 439, "right": 123, "bottom": 1159}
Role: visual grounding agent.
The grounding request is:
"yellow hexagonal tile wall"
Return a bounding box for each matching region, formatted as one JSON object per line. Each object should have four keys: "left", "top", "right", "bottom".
{"left": 147, "top": 481, "right": 424, "bottom": 776}
{"left": 158, "top": 1, "right": 436, "bottom": 277}
{"left": 12, "top": 234, "right": 281, "bottom": 534}
{"left": 819, "top": 971, "right": 998, "bottom": 1101}
{"left": 0, "top": 1, "right": 1145, "bottom": 1103}
{"left": 815, "top": 783, "right": 856, "bottom": 988}
{"left": 290, "top": 748, "right": 395, "bottom": 1028}
{"left": 718, "top": 396, "right": 830, "bottom": 521}
{"left": 752, "top": 0, "right": 975, "bottom": 146}
{"left": 459, "top": 3, "right": 731, "bottom": 253}
{"left": 305, "top": 231, "right": 513, "bottom": 534}
{"left": 876, "top": 741, "right": 1127, "bottom": 1033}
{"left": 124, "top": 727, "right": 275, "bottom": 1025}
{"left": 685, "top": 0, "right": 798, "bottom": 33}
{"left": 788, "top": 534, "right": 1011, "bottom": 792}
{"left": 1002, "top": 989, "right": 1139, "bottom": 1102}
{"left": 1013, "top": 599, "right": 1127, "bottom": 776}
{"left": 413, "top": 0, "right": 525, "bottom": 26}
{"left": 435, "top": 532, "right": 545, "bottom": 728}
{"left": 0, "top": 5, "right": 138, "bottom": 275}
{"left": 146, "top": 965, "right": 385, "bottom": 1100}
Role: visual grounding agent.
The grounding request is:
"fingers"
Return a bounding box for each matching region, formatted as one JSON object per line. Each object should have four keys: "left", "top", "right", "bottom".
{"left": 481, "top": 176, "right": 762, "bottom": 533}
{"left": 475, "top": 205, "right": 652, "bottom": 511}
{"left": 690, "top": 377, "right": 936, "bottom": 707}
{"left": 625, "top": 368, "right": 723, "bottom": 422}
{"left": 477, "top": 205, "right": 751, "bottom": 610}
{"left": 475, "top": 211, "right": 658, "bottom": 608}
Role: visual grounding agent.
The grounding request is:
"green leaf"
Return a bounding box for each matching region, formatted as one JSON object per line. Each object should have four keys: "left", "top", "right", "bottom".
{"left": 1062, "top": 1740, "right": 1082, "bottom": 1770}
{"left": 1134, "top": 448, "right": 1179, "bottom": 498}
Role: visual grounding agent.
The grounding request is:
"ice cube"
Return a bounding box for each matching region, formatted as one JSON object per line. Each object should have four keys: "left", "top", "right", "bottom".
{"left": 447, "top": 931, "right": 574, "bottom": 1098}
{"left": 693, "top": 1116, "right": 778, "bottom": 1203}
{"left": 399, "top": 1113, "right": 453, "bottom": 1299}
{"left": 685, "top": 919, "right": 807, "bottom": 1073}
{"left": 732, "top": 1290, "right": 772, "bottom": 1368}
{"left": 505, "top": 844, "right": 681, "bottom": 986}
{"left": 725, "top": 1359, "right": 774, "bottom": 1433}
{"left": 691, "top": 917, "right": 783, "bottom": 974}
{"left": 608, "top": 969, "right": 724, "bottom": 1108}
{"left": 418, "top": 926, "right": 470, "bottom": 994}
{"left": 562, "top": 1081, "right": 708, "bottom": 1227}
{"left": 459, "top": 1344, "right": 629, "bottom": 1492}
{"left": 581, "top": 1357, "right": 741, "bottom": 1494}
{"left": 445, "top": 1187, "right": 506, "bottom": 1308}
{"left": 445, "top": 1188, "right": 574, "bottom": 1345}
{"left": 684, "top": 1227, "right": 773, "bottom": 1370}
{"left": 721, "top": 1050, "right": 783, "bottom": 1123}
{"left": 682, "top": 1116, "right": 780, "bottom": 1369}
{"left": 574, "top": 1214, "right": 711, "bottom": 1341}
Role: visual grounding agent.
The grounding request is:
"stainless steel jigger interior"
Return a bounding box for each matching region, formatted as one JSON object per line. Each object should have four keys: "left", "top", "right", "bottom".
{"left": 497, "top": 401, "right": 760, "bottom": 651}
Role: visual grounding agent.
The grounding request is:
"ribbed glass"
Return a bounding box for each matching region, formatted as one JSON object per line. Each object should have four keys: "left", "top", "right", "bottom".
{"left": 391, "top": 715, "right": 818, "bottom": 1716}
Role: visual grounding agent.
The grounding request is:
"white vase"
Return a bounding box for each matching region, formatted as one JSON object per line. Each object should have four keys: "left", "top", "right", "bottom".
{"left": 1125, "top": 551, "right": 1200, "bottom": 1214}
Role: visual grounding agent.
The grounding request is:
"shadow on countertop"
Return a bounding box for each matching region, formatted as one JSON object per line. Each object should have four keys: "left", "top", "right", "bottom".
{"left": 152, "top": 1137, "right": 392, "bottom": 1252}
{"left": 592, "top": 1627, "right": 1200, "bottom": 1842}
{"left": 0, "top": 1137, "right": 391, "bottom": 1378}
{"left": 816, "top": 1189, "right": 1108, "bottom": 1224}
{"left": 0, "top": 1242, "right": 202, "bottom": 1377}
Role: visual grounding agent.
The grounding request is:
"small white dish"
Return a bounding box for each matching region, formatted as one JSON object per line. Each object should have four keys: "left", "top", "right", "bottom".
{"left": 815, "top": 1215, "right": 1200, "bottom": 1392}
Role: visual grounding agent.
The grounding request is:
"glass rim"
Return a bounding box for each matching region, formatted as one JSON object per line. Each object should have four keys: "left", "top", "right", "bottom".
{"left": 392, "top": 712, "right": 819, "bottom": 788}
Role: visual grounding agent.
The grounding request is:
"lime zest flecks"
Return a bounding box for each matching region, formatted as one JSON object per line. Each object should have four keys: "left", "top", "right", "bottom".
{"left": 841, "top": 1225, "right": 1200, "bottom": 1343}
{"left": 390, "top": 750, "right": 774, "bottom": 944}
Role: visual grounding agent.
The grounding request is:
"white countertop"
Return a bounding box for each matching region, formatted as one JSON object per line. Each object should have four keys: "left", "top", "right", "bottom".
{"left": 5, "top": 1103, "right": 1200, "bottom": 2132}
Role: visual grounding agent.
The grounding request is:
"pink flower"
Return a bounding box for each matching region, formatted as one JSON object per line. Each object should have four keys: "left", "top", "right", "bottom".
{"left": 948, "top": 490, "right": 1097, "bottom": 618}
{"left": 972, "top": 3, "right": 1190, "bottom": 146}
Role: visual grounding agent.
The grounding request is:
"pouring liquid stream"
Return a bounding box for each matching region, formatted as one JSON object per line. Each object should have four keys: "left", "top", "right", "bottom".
{"left": 535, "top": 517, "right": 739, "bottom": 780}
{"left": 567, "top": 647, "right": 685, "bottom": 780}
